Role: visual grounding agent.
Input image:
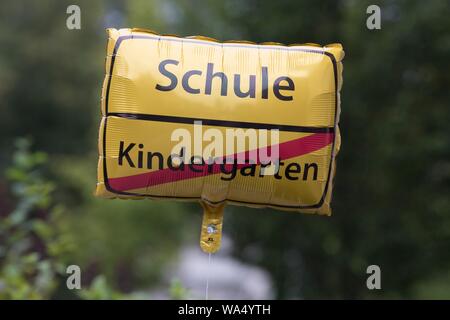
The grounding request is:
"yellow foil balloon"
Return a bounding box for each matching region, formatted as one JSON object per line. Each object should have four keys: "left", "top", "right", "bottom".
{"left": 96, "top": 28, "right": 344, "bottom": 253}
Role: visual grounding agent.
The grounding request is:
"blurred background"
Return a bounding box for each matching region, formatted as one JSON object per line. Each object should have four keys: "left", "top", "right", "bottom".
{"left": 0, "top": 0, "right": 449, "bottom": 299}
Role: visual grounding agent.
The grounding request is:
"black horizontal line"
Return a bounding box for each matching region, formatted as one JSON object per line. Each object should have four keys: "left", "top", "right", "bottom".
{"left": 107, "top": 112, "right": 335, "bottom": 134}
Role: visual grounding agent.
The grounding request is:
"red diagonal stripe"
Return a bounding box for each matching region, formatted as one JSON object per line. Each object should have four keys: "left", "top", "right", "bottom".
{"left": 108, "top": 132, "right": 334, "bottom": 191}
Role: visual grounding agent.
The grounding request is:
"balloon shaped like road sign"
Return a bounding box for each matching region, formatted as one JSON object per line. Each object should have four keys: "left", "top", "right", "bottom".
{"left": 96, "top": 28, "right": 344, "bottom": 253}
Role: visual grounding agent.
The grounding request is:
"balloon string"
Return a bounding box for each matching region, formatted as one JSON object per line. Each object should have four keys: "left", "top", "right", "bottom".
{"left": 205, "top": 252, "right": 212, "bottom": 300}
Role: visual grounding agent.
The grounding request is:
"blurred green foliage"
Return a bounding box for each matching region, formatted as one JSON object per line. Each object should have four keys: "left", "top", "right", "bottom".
{"left": 0, "top": 138, "right": 69, "bottom": 298}
{"left": 0, "top": 0, "right": 449, "bottom": 299}
{"left": 169, "top": 278, "right": 190, "bottom": 300}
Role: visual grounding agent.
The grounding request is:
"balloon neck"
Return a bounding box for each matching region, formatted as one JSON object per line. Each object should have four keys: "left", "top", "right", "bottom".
{"left": 200, "top": 201, "right": 225, "bottom": 254}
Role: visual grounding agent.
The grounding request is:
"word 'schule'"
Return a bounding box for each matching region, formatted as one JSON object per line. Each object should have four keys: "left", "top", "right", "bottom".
{"left": 155, "top": 59, "right": 296, "bottom": 101}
